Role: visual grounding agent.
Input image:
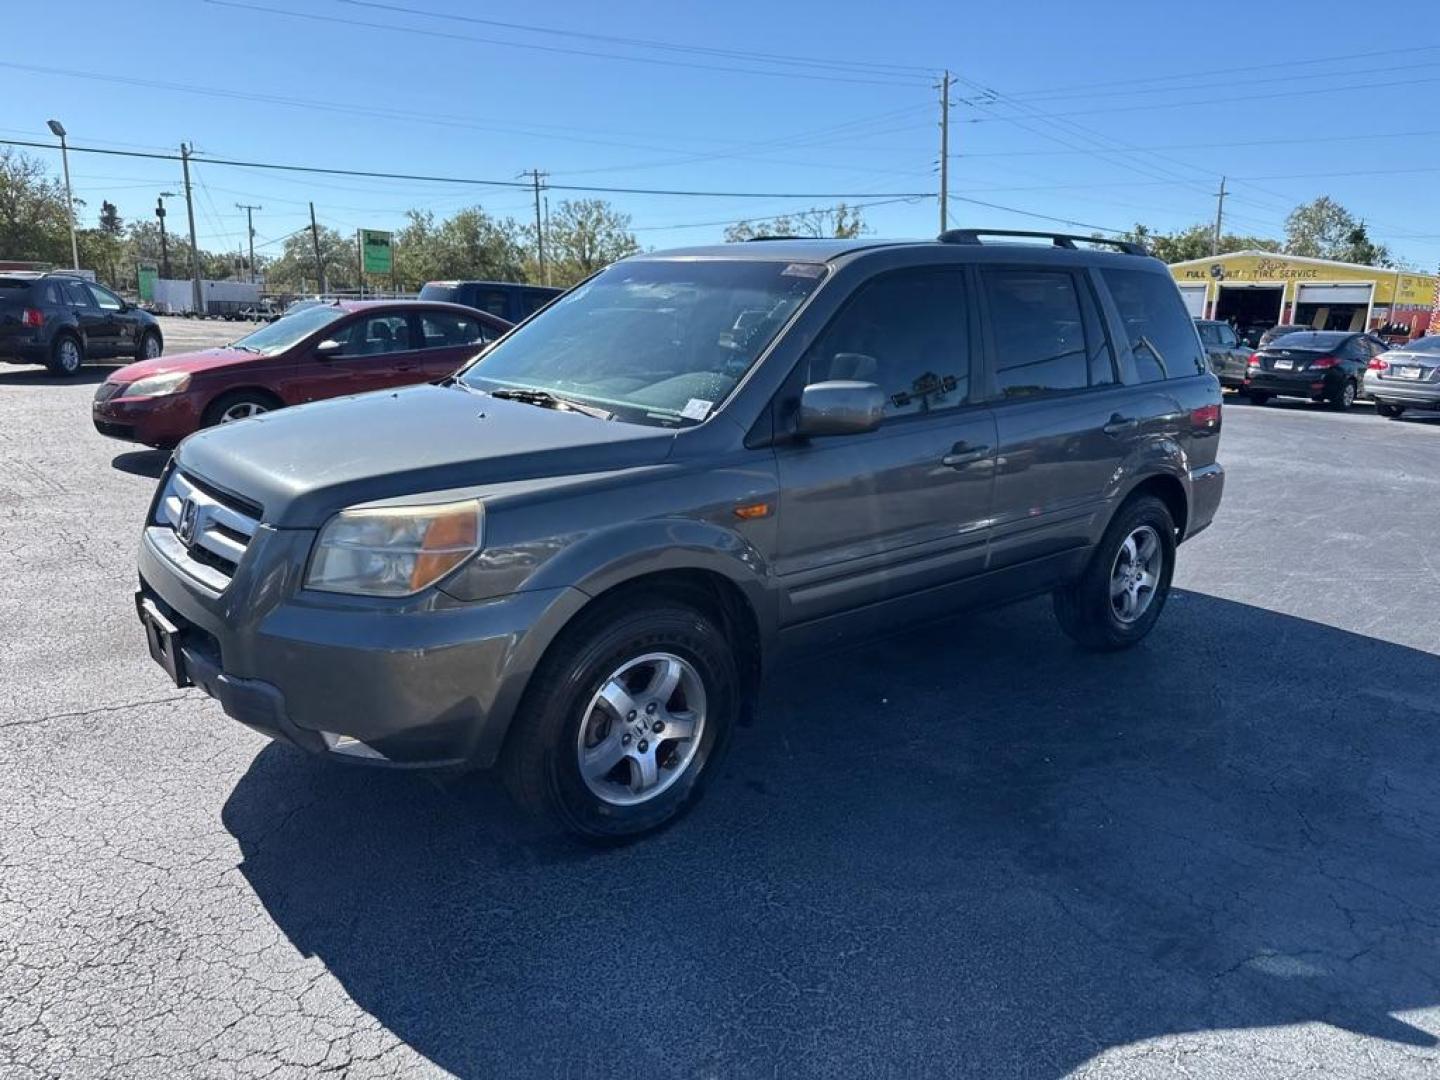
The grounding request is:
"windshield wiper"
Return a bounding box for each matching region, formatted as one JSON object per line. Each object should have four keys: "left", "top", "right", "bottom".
{"left": 228, "top": 343, "right": 262, "bottom": 353}
{"left": 489, "top": 387, "right": 613, "bottom": 420}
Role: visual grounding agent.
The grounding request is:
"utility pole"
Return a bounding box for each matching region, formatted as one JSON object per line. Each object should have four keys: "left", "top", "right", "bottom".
{"left": 938, "top": 70, "right": 951, "bottom": 234}
{"left": 181, "top": 143, "right": 203, "bottom": 315}
{"left": 235, "top": 203, "right": 261, "bottom": 283}
{"left": 1211, "top": 176, "right": 1227, "bottom": 256}
{"left": 309, "top": 202, "right": 326, "bottom": 294}
{"left": 155, "top": 193, "right": 177, "bottom": 280}
{"left": 524, "top": 169, "right": 548, "bottom": 285}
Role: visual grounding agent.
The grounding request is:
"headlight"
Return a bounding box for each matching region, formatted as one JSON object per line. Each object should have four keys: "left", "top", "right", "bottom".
{"left": 124, "top": 371, "right": 191, "bottom": 398}
{"left": 306, "top": 499, "right": 482, "bottom": 597}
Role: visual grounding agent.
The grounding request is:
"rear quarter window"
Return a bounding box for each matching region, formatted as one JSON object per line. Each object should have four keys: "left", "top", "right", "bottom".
{"left": 1102, "top": 268, "right": 1208, "bottom": 383}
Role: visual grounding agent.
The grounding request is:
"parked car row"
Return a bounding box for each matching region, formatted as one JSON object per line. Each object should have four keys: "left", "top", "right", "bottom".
{"left": 1195, "top": 317, "right": 1435, "bottom": 415}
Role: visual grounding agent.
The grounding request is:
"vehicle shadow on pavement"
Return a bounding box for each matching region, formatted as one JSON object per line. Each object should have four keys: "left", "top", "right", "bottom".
{"left": 110, "top": 449, "right": 168, "bottom": 479}
{"left": 0, "top": 366, "right": 112, "bottom": 386}
{"left": 222, "top": 590, "right": 1440, "bottom": 1078}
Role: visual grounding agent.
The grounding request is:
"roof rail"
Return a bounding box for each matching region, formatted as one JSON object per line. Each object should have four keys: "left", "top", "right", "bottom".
{"left": 938, "top": 228, "right": 1148, "bottom": 257}
{"left": 741, "top": 234, "right": 805, "bottom": 242}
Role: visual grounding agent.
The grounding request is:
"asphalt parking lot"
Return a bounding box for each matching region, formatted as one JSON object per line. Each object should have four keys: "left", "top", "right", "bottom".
{"left": 3, "top": 334, "right": 1440, "bottom": 1078}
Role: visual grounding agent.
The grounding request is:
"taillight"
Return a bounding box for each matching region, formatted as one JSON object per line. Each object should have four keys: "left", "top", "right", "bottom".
{"left": 1308, "top": 356, "right": 1339, "bottom": 369}
{"left": 1368, "top": 358, "right": 1388, "bottom": 371}
{"left": 1190, "top": 403, "right": 1221, "bottom": 429}
{"left": 21, "top": 308, "right": 44, "bottom": 328}
{"left": 1246, "top": 353, "right": 1261, "bottom": 367}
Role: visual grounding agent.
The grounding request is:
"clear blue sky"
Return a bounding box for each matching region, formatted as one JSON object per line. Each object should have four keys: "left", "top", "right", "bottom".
{"left": 6, "top": 0, "right": 1439, "bottom": 269}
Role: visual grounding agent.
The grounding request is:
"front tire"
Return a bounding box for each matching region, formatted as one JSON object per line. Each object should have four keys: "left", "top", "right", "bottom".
{"left": 201, "top": 389, "right": 279, "bottom": 428}
{"left": 46, "top": 333, "right": 84, "bottom": 376}
{"left": 502, "top": 597, "right": 738, "bottom": 839}
{"left": 135, "top": 330, "right": 162, "bottom": 361}
{"left": 1053, "top": 494, "right": 1176, "bottom": 652}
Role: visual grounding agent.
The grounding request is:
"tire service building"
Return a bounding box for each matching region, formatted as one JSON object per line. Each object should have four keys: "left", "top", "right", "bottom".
{"left": 1170, "top": 252, "right": 1438, "bottom": 342}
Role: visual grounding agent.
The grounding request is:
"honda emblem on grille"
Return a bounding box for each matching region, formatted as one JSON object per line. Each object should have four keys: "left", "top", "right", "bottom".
{"left": 177, "top": 498, "right": 200, "bottom": 547}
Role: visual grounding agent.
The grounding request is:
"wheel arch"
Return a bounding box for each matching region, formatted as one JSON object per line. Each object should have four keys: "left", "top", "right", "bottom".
{"left": 200, "top": 384, "right": 285, "bottom": 425}
{"left": 1121, "top": 471, "right": 1189, "bottom": 541}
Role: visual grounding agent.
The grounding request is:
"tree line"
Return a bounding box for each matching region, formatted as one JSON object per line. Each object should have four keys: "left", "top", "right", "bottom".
{"left": 0, "top": 148, "right": 642, "bottom": 293}
{"left": 1117, "top": 195, "right": 1409, "bottom": 269}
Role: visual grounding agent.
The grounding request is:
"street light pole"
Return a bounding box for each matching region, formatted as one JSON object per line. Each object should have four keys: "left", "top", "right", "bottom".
{"left": 47, "top": 120, "right": 79, "bottom": 270}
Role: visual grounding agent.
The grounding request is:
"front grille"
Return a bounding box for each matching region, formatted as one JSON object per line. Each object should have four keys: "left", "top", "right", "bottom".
{"left": 93, "top": 381, "right": 125, "bottom": 404}
{"left": 154, "top": 470, "right": 260, "bottom": 588}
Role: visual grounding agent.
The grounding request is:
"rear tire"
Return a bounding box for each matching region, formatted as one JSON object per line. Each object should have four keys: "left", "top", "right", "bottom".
{"left": 201, "top": 389, "right": 280, "bottom": 428}
{"left": 502, "top": 597, "right": 738, "bottom": 840}
{"left": 1376, "top": 402, "right": 1405, "bottom": 419}
{"left": 1246, "top": 391, "right": 1272, "bottom": 405}
{"left": 46, "top": 333, "right": 84, "bottom": 377}
{"left": 1329, "top": 379, "right": 1357, "bottom": 411}
{"left": 1053, "top": 494, "right": 1176, "bottom": 652}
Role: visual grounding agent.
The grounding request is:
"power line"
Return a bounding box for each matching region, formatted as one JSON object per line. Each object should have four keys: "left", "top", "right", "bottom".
{"left": 631, "top": 196, "right": 924, "bottom": 233}
{"left": 336, "top": 0, "right": 933, "bottom": 79}
{"left": 206, "top": 0, "right": 930, "bottom": 88}
{"left": 946, "top": 194, "right": 1124, "bottom": 235}
{"left": 0, "top": 137, "right": 933, "bottom": 200}
{"left": 956, "top": 128, "right": 1440, "bottom": 158}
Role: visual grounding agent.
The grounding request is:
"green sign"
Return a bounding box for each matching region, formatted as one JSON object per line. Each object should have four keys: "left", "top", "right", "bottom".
{"left": 137, "top": 262, "right": 158, "bottom": 302}
{"left": 360, "top": 229, "right": 393, "bottom": 275}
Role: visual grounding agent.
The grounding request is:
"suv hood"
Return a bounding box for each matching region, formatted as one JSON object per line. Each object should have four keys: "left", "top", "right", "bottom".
{"left": 175, "top": 382, "right": 677, "bottom": 528}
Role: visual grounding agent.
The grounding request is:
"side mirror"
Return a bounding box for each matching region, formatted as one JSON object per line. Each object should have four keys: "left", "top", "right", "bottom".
{"left": 314, "top": 339, "right": 346, "bottom": 359}
{"left": 795, "top": 380, "right": 886, "bottom": 437}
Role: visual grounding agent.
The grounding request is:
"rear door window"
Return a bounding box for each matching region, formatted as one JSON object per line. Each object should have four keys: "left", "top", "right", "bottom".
{"left": 519, "top": 289, "right": 556, "bottom": 317}
{"left": 472, "top": 289, "right": 510, "bottom": 319}
{"left": 802, "top": 268, "right": 971, "bottom": 418}
{"left": 419, "top": 311, "right": 486, "bottom": 349}
{"left": 981, "top": 269, "right": 1090, "bottom": 398}
{"left": 61, "top": 280, "right": 95, "bottom": 308}
{"left": 1102, "top": 268, "right": 1208, "bottom": 382}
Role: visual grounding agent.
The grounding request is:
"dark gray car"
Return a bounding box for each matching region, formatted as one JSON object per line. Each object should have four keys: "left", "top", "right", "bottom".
{"left": 134, "top": 231, "right": 1225, "bottom": 838}
{"left": 1194, "top": 318, "right": 1250, "bottom": 390}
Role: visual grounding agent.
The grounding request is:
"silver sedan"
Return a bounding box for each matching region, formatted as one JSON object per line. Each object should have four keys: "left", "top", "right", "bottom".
{"left": 1363, "top": 336, "right": 1440, "bottom": 418}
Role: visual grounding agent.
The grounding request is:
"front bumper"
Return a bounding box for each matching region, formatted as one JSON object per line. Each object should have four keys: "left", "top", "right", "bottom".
{"left": 137, "top": 523, "right": 589, "bottom": 768}
{"left": 1363, "top": 375, "right": 1440, "bottom": 407}
{"left": 93, "top": 391, "right": 204, "bottom": 447}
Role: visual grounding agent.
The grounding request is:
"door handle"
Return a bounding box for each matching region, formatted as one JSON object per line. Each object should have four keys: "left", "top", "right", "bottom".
{"left": 941, "top": 443, "right": 990, "bottom": 468}
{"left": 1102, "top": 413, "right": 1138, "bottom": 436}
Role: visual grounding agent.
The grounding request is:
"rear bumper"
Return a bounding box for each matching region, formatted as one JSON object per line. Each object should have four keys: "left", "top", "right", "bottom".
{"left": 1243, "top": 371, "right": 1340, "bottom": 398}
{"left": 1185, "top": 462, "right": 1224, "bottom": 541}
{"left": 1363, "top": 376, "right": 1440, "bottom": 407}
{"left": 137, "top": 526, "right": 589, "bottom": 767}
{"left": 93, "top": 392, "right": 204, "bottom": 447}
{"left": 0, "top": 334, "right": 48, "bottom": 362}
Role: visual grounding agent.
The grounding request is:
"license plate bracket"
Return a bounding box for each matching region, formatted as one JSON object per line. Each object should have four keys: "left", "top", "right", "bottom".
{"left": 136, "top": 593, "right": 191, "bottom": 688}
{"left": 1396, "top": 366, "right": 1423, "bottom": 380}
{"left": 1274, "top": 359, "right": 1294, "bottom": 370}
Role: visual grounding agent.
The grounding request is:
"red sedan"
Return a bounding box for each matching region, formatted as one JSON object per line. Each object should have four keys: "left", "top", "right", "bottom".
{"left": 92, "top": 300, "right": 509, "bottom": 448}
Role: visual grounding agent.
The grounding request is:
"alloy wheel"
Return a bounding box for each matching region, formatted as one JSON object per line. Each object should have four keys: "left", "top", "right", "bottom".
{"left": 1110, "top": 525, "right": 1162, "bottom": 624}
{"left": 220, "top": 401, "right": 268, "bottom": 423}
{"left": 576, "top": 652, "right": 706, "bottom": 806}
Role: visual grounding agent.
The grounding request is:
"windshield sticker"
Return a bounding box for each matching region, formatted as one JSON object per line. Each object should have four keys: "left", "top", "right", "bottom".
{"left": 781, "top": 263, "right": 825, "bottom": 278}
{"left": 681, "top": 398, "right": 713, "bottom": 421}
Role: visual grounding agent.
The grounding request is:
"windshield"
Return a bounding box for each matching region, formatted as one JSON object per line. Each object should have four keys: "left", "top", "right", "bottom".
{"left": 232, "top": 305, "right": 346, "bottom": 355}
{"left": 459, "top": 259, "right": 826, "bottom": 425}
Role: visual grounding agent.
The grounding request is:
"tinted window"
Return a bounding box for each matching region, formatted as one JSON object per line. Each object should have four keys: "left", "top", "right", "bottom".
{"left": 1402, "top": 336, "right": 1440, "bottom": 354}
{"left": 473, "top": 289, "right": 510, "bottom": 318}
{"left": 983, "top": 269, "right": 1088, "bottom": 397}
{"left": 1262, "top": 330, "right": 1347, "bottom": 351}
{"left": 417, "top": 283, "right": 462, "bottom": 303}
{"left": 520, "top": 289, "right": 557, "bottom": 317}
{"left": 420, "top": 311, "right": 486, "bottom": 349}
{"left": 61, "top": 280, "right": 94, "bottom": 307}
{"left": 86, "top": 283, "right": 123, "bottom": 311}
{"left": 1218, "top": 324, "right": 1238, "bottom": 347}
{"left": 1197, "top": 323, "right": 1219, "bottom": 345}
{"left": 803, "top": 268, "right": 969, "bottom": 418}
{"left": 1102, "top": 268, "right": 1207, "bottom": 382}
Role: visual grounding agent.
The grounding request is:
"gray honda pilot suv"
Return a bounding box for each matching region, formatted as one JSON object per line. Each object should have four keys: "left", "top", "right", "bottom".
{"left": 135, "top": 230, "right": 1224, "bottom": 838}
